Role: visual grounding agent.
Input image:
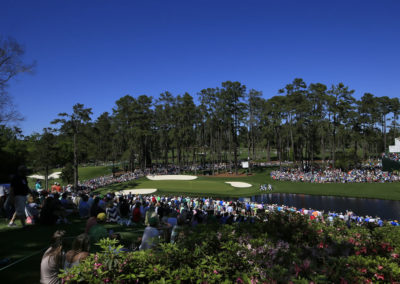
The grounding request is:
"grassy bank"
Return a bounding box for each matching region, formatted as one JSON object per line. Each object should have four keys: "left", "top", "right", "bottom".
{"left": 27, "top": 165, "right": 400, "bottom": 200}
{"left": 270, "top": 180, "right": 400, "bottom": 200}
{"left": 0, "top": 216, "right": 144, "bottom": 283}
{"left": 27, "top": 165, "right": 113, "bottom": 188}
{"left": 94, "top": 169, "right": 400, "bottom": 201}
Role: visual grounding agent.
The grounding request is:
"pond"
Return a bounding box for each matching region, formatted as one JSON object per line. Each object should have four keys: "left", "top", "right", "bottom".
{"left": 238, "top": 193, "right": 400, "bottom": 220}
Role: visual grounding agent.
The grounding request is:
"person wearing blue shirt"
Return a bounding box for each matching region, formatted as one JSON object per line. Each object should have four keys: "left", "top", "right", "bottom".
{"left": 35, "top": 180, "right": 42, "bottom": 192}
{"left": 79, "top": 195, "right": 90, "bottom": 218}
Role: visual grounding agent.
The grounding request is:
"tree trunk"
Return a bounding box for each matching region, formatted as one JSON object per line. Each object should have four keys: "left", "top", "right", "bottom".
{"left": 354, "top": 139, "right": 358, "bottom": 161}
{"left": 384, "top": 115, "right": 387, "bottom": 152}
{"left": 45, "top": 165, "right": 49, "bottom": 191}
{"left": 73, "top": 132, "right": 78, "bottom": 190}
{"left": 210, "top": 135, "right": 215, "bottom": 175}
{"left": 332, "top": 119, "right": 336, "bottom": 169}
{"left": 342, "top": 135, "right": 345, "bottom": 154}
{"left": 233, "top": 137, "right": 238, "bottom": 175}
{"left": 247, "top": 128, "right": 250, "bottom": 163}
{"left": 178, "top": 147, "right": 181, "bottom": 173}
{"left": 252, "top": 129, "right": 256, "bottom": 160}
{"left": 289, "top": 115, "right": 295, "bottom": 162}
{"left": 321, "top": 135, "right": 325, "bottom": 165}
{"left": 164, "top": 143, "right": 168, "bottom": 167}
{"left": 192, "top": 147, "right": 196, "bottom": 175}
{"left": 279, "top": 135, "right": 282, "bottom": 171}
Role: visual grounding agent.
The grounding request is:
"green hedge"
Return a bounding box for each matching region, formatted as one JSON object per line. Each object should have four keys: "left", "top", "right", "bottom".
{"left": 382, "top": 157, "right": 400, "bottom": 172}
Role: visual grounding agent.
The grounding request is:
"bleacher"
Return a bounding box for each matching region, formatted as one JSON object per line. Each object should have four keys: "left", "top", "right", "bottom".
{"left": 382, "top": 138, "right": 400, "bottom": 172}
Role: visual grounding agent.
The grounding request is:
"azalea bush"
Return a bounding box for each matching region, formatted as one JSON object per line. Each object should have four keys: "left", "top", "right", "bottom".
{"left": 60, "top": 212, "right": 400, "bottom": 283}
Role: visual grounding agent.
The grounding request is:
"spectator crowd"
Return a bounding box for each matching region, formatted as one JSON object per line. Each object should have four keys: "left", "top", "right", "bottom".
{"left": 1, "top": 165, "right": 400, "bottom": 284}
{"left": 382, "top": 152, "right": 400, "bottom": 163}
{"left": 271, "top": 167, "right": 400, "bottom": 183}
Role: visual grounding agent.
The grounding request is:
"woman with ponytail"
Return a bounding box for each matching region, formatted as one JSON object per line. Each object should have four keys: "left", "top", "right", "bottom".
{"left": 40, "top": 230, "right": 66, "bottom": 284}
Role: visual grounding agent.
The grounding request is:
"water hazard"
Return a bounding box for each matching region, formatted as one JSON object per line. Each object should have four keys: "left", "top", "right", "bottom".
{"left": 239, "top": 193, "right": 400, "bottom": 220}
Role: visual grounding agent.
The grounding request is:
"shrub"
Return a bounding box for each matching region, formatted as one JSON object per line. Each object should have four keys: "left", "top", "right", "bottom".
{"left": 60, "top": 212, "right": 400, "bottom": 283}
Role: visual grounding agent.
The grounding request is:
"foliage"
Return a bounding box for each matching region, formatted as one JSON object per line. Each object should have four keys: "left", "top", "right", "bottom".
{"left": 29, "top": 128, "right": 60, "bottom": 189}
{"left": 14, "top": 78, "right": 400, "bottom": 173}
{"left": 0, "top": 125, "right": 27, "bottom": 182}
{"left": 61, "top": 163, "right": 74, "bottom": 184}
{"left": 52, "top": 103, "right": 93, "bottom": 188}
{"left": 0, "top": 36, "right": 35, "bottom": 124}
{"left": 60, "top": 212, "right": 400, "bottom": 283}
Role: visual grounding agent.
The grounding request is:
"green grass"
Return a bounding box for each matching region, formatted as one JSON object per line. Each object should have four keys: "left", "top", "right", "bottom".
{"left": 101, "top": 176, "right": 261, "bottom": 197}
{"left": 93, "top": 170, "right": 267, "bottom": 198}
{"left": 270, "top": 180, "right": 400, "bottom": 200}
{"left": 78, "top": 165, "right": 113, "bottom": 181}
{"left": 92, "top": 168, "right": 400, "bottom": 201}
{"left": 28, "top": 164, "right": 400, "bottom": 200}
{"left": 0, "top": 215, "right": 144, "bottom": 283}
{"left": 28, "top": 165, "right": 114, "bottom": 188}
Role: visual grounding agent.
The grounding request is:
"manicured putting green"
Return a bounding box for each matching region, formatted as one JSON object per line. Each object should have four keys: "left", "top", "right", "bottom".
{"left": 32, "top": 165, "right": 400, "bottom": 200}
{"left": 96, "top": 170, "right": 400, "bottom": 201}
{"left": 135, "top": 177, "right": 257, "bottom": 196}
{"left": 97, "top": 176, "right": 259, "bottom": 197}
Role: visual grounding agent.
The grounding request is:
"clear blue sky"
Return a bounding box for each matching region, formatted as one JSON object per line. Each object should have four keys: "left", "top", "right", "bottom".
{"left": 2, "top": 0, "right": 400, "bottom": 135}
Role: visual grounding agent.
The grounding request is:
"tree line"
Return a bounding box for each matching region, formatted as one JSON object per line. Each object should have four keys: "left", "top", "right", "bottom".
{"left": 1, "top": 38, "right": 399, "bottom": 186}
{"left": 2, "top": 78, "right": 399, "bottom": 185}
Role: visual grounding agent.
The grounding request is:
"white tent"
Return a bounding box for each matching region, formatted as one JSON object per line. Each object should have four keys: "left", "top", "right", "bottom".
{"left": 389, "top": 138, "right": 400, "bottom": 153}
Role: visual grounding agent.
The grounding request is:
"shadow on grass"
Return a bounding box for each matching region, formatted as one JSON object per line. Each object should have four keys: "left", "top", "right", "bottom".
{"left": 0, "top": 214, "right": 145, "bottom": 283}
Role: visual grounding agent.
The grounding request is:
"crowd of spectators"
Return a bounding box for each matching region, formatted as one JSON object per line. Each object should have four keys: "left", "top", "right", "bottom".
{"left": 144, "top": 163, "right": 238, "bottom": 174}
{"left": 382, "top": 152, "right": 400, "bottom": 162}
{"left": 2, "top": 163, "right": 400, "bottom": 283}
{"left": 33, "top": 189, "right": 399, "bottom": 284}
{"left": 5, "top": 182, "right": 399, "bottom": 231}
{"left": 2, "top": 173, "right": 400, "bottom": 284}
{"left": 78, "top": 172, "right": 141, "bottom": 190}
{"left": 271, "top": 167, "right": 400, "bottom": 183}
{"left": 77, "top": 162, "right": 246, "bottom": 191}
{"left": 35, "top": 188, "right": 399, "bottom": 283}
{"left": 76, "top": 163, "right": 227, "bottom": 191}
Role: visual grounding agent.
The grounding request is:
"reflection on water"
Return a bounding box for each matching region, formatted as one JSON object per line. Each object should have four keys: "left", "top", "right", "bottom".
{"left": 238, "top": 193, "right": 400, "bottom": 220}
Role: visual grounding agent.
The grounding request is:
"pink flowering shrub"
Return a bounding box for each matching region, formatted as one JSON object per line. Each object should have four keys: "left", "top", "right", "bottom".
{"left": 60, "top": 212, "right": 400, "bottom": 283}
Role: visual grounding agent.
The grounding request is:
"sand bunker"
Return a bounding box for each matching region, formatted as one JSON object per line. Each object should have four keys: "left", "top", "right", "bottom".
{"left": 146, "top": 175, "right": 198, "bottom": 181}
{"left": 28, "top": 175, "right": 46, "bottom": 180}
{"left": 225, "top": 181, "right": 252, "bottom": 188}
{"left": 28, "top": 171, "right": 62, "bottom": 180}
{"left": 118, "top": 188, "right": 157, "bottom": 195}
{"left": 49, "top": 172, "right": 61, "bottom": 179}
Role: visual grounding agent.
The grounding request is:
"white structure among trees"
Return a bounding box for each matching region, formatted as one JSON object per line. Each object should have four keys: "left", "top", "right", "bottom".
{"left": 389, "top": 138, "right": 400, "bottom": 153}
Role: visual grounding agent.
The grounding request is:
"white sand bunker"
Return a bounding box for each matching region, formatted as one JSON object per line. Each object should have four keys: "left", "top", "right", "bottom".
{"left": 28, "top": 172, "right": 62, "bottom": 180}
{"left": 28, "top": 174, "right": 46, "bottom": 180}
{"left": 146, "top": 175, "right": 198, "bottom": 181}
{"left": 118, "top": 188, "right": 157, "bottom": 195}
{"left": 49, "top": 172, "right": 61, "bottom": 179}
{"left": 225, "top": 181, "right": 252, "bottom": 188}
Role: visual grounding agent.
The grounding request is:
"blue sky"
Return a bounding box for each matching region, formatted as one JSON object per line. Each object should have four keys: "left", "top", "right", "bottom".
{"left": 2, "top": 0, "right": 400, "bottom": 135}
